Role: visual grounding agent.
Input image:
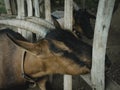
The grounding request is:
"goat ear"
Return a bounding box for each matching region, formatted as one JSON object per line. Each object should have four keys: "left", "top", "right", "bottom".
{"left": 51, "top": 16, "right": 62, "bottom": 29}
{"left": 7, "top": 33, "right": 39, "bottom": 55}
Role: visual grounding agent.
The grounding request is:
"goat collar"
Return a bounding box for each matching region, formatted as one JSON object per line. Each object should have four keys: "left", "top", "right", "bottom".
{"left": 21, "top": 50, "right": 37, "bottom": 84}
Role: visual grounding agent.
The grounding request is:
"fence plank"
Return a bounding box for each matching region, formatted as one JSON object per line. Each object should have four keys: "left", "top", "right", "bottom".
{"left": 45, "top": 0, "right": 52, "bottom": 22}
{"left": 4, "top": 0, "right": 12, "bottom": 14}
{"left": 26, "top": 0, "right": 33, "bottom": 16}
{"left": 17, "top": 0, "right": 27, "bottom": 40}
{"left": 64, "top": 0, "right": 73, "bottom": 30}
{"left": 26, "top": 0, "right": 33, "bottom": 42}
{"left": 91, "top": 0, "right": 115, "bottom": 90}
{"left": 10, "top": 0, "right": 17, "bottom": 15}
{"left": 34, "top": 0, "right": 40, "bottom": 17}
{"left": 39, "top": 0, "right": 44, "bottom": 18}
{"left": 64, "top": 0, "right": 73, "bottom": 90}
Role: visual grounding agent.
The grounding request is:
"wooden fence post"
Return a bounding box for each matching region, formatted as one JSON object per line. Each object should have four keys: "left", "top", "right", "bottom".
{"left": 10, "top": 0, "right": 17, "bottom": 15}
{"left": 44, "top": 0, "right": 53, "bottom": 83}
{"left": 16, "top": 0, "right": 26, "bottom": 36}
{"left": 44, "top": 0, "right": 52, "bottom": 22}
{"left": 39, "top": 0, "right": 44, "bottom": 18}
{"left": 4, "top": 0, "right": 12, "bottom": 14}
{"left": 33, "top": 0, "right": 40, "bottom": 40}
{"left": 26, "top": 0, "right": 33, "bottom": 17}
{"left": 64, "top": 0, "right": 73, "bottom": 30}
{"left": 34, "top": 0, "right": 40, "bottom": 17}
{"left": 17, "top": 0, "right": 33, "bottom": 42}
{"left": 91, "top": 0, "right": 115, "bottom": 90}
{"left": 26, "top": 0, "right": 33, "bottom": 42}
{"left": 64, "top": 0, "right": 73, "bottom": 90}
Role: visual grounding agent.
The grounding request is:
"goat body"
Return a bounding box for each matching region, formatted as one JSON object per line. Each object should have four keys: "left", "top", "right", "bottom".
{"left": 0, "top": 28, "right": 110, "bottom": 90}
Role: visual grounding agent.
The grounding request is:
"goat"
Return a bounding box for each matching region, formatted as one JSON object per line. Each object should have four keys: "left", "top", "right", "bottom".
{"left": 0, "top": 27, "right": 110, "bottom": 90}
{"left": 51, "top": 9, "right": 96, "bottom": 39}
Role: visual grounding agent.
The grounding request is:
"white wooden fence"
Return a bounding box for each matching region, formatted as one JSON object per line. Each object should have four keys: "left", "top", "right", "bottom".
{"left": 4, "top": 0, "right": 120, "bottom": 90}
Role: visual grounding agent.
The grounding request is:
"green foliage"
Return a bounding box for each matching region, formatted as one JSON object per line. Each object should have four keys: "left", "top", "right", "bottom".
{"left": 86, "top": 0, "right": 98, "bottom": 11}
{"left": 51, "top": 0, "right": 99, "bottom": 13}
{"left": 0, "top": 0, "right": 6, "bottom": 13}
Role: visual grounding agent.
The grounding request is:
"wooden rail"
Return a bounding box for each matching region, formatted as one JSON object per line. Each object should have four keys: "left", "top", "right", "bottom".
{"left": 64, "top": 0, "right": 73, "bottom": 90}
{"left": 91, "top": 0, "right": 115, "bottom": 90}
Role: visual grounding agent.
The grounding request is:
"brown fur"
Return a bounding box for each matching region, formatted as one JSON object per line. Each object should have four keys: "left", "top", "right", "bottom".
{"left": 0, "top": 29, "right": 91, "bottom": 90}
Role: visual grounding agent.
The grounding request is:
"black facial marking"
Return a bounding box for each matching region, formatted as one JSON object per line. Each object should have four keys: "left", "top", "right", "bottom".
{"left": 62, "top": 51, "right": 86, "bottom": 67}
{"left": 74, "top": 9, "right": 94, "bottom": 39}
{"left": 47, "top": 38, "right": 86, "bottom": 67}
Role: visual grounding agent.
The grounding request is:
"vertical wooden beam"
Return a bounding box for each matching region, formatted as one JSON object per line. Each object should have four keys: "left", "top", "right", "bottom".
{"left": 26, "top": 0, "right": 33, "bottom": 16}
{"left": 4, "top": 0, "right": 12, "bottom": 14}
{"left": 91, "top": 0, "right": 115, "bottom": 90}
{"left": 64, "top": 0, "right": 73, "bottom": 90}
{"left": 17, "top": 0, "right": 27, "bottom": 39}
{"left": 39, "top": 0, "right": 44, "bottom": 18}
{"left": 26, "top": 0, "right": 33, "bottom": 42}
{"left": 33, "top": 0, "right": 40, "bottom": 40}
{"left": 34, "top": 0, "right": 40, "bottom": 17}
{"left": 44, "top": 0, "right": 53, "bottom": 83}
{"left": 10, "top": 0, "right": 17, "bottom": 15}
{"left": 17, "top": 0, "right": 25, "bottom": 19}
{"left": 64, "top": 0, "right": 73, "bottom": 30}
{"left": 44, "top": 0, "right": 52, "bottom": 22}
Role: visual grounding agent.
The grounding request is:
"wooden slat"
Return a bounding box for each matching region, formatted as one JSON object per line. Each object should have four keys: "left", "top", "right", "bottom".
{"left": 26, "top": 0, "right": 33, "bottom": 42}
{"left": 17, "top": 0, "right": 25, "bottom": 19}
{"left": 4, "top": 0, "right": 12, "bottom": 14}
{"left": 64, "top": 0, "right": 73, "bottom": 30}
{"left": 16, "top": 0, "right": 25, "bottom": 36}
{"left": 64, "top": 0, "right": 73, "bottom": 90}
{"left": 17, "top": 0, "right": 31, "bottom": 41}
{"left": 34, "top": 0, "right": 40, "bottom": 17}
{"left": 91, "top": 0, "right": 115, "bottom": 90}
{"left": 44, "top": 0, "right": 53, "bottom": 83}
{"left": 10, "top": 0, "right": 17, "bottom": 15}
{"left": 26, "top": 0, "right": 33, "bottom": 17}
{"left": 39, "top": 0, "right": 44, "bottom": 18}
{"left": 33, "top": 0, "right": 40, "bottom": 40}
{"left": 44, "top": 0, "right": 52, "bottom": 22}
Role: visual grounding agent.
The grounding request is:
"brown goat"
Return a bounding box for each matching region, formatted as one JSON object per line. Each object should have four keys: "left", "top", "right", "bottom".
{"left": 0, "top": 28, "right": 110, "bottom": 90}
{"left": 52, "top": 9, "right": 96, "bottom": 39}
